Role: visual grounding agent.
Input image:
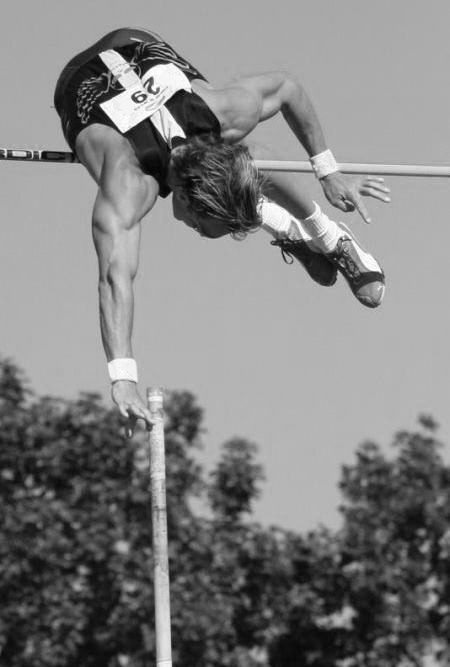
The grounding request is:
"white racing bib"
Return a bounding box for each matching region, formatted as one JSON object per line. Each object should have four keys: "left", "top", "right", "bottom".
{"left": 98, "top": 49, "right": 191, "bottom": 143}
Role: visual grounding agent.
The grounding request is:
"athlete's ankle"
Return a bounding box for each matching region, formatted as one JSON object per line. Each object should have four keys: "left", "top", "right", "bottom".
{"left": 301, "top": 203, "right": 342, "bottom": 253}
{"left": 259, "top": 198, "right": 305, "bottom": 242}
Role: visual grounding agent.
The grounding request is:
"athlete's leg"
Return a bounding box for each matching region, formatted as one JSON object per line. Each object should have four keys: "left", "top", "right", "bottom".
{"left": 248, "top": 142, "right": 337, "bottom": 245}
{"left": 245, "top": 143, "right": 312, "bottom": 214}
{"left": 249, "top": 143, "right": 385, "bottom": 308}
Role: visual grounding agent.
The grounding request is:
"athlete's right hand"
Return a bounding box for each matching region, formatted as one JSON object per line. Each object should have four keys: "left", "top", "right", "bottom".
{"left": 111, "top": 380, "right": 154, "bottom": 438}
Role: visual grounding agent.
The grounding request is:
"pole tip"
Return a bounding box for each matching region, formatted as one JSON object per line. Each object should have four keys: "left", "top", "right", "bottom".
{"left": 147, "top": 387, "right": 164, "bottom": 401}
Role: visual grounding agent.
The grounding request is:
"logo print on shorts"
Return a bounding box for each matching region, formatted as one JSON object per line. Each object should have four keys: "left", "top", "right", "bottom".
{"left": 75, "top": 41, "right": 202, "bottom": 125}
{"left": 76, "top": 72, "right": 120, "bottom": 124}
{"left": 129, "top": 42, "right": 203, "bottom": 80}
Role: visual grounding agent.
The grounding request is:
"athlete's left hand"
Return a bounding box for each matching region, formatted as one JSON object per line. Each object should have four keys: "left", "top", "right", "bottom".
{"left": 320, "top": 172, "right": 391, "bottom": 224}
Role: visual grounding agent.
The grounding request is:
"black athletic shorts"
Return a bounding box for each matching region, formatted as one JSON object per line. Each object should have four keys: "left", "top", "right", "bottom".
{"left": 54, "top": 28, "right": 221, "bottom": 196}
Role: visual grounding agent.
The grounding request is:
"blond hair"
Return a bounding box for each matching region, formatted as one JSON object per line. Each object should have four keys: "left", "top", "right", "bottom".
{"left": 171, "top": 135, "right": 263, "bottom": 240}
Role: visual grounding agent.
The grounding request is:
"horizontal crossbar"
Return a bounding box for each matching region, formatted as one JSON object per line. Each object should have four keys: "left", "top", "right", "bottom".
{"left": 254, "top": 160, "right": 450, "bottom": 177}
{"left": 1, "top": 148, "right": 449, "bottom": 177}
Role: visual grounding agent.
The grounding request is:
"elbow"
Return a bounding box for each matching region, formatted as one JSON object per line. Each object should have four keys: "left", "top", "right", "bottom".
{"left": 97, "top": 273, "right": 132, "bottom": 314}
{"left": 273, "top": 69, "right": 300, "bottom": 89}
{"left": 279, "top": 72, "right": 304, "bottom": 105}
{"left": 98, "top": 272, "right": 115, "bottom": 302}
{"left": 98, "top": 261, "right": 135, "bottom": 299}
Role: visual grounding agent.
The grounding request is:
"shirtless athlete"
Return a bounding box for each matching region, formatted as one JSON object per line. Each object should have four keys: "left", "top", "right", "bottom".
{"left": 54, "top": 27, "right": 390, "bottom": 434}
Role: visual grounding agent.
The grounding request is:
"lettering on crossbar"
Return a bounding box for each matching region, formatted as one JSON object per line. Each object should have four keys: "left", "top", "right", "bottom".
{"left": 0, "top": 149, "right": 74, "bottom": 161}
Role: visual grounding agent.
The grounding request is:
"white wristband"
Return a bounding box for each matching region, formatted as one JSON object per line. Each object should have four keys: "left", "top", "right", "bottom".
{"left": 310, "top": 149, "right": 339, "bottom": 179}
{"left": 107, "top": 358, "right": 138, "bottom": 383}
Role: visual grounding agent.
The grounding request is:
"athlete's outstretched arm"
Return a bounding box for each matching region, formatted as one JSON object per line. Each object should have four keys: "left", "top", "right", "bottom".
{"left": 233, "top": 72, "right": 390, "bottom": 222}
{"left": 92, "top": 163, "right": 158, "bottom": 436}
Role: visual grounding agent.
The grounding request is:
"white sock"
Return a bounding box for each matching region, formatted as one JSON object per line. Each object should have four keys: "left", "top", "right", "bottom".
{"left": 258, "top": 198, "right": 345, "bottom": 253}
{"left": 258, "top": 198, "right": 311, "bottom": 243}
{"left": 301, "top": 202, "right": 341, "bottom": 253}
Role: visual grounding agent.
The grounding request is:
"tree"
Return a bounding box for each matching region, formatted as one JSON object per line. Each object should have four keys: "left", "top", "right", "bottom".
{"left": 335, "top": 416, "right": 450, "bottom": 666}
{"left": 1, "top": 356, "right": 449, "bottom": 666}
{"left": 0, "top": 358, "right": 285, "bottom": 666}
{"left": 270, "top": 418, "right": 450, "bottom": 667}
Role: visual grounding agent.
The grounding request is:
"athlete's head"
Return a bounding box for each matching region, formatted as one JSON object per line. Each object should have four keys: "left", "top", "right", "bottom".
{"left": 169, "top": 134, "right": 263, "bottom": 240}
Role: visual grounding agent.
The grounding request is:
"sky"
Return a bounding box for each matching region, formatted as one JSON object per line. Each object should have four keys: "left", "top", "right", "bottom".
{"left": 0, "top": 0, "right": 449, "bottom": 533}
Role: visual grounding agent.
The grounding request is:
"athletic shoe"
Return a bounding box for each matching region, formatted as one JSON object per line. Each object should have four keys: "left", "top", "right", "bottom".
{"left": 326, "top": 223, "right": 385, "bottom": 308}
{"left": 271, "top": 238, "right": 338, "bottom": 287}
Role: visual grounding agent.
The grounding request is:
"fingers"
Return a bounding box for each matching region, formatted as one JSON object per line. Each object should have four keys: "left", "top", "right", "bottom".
{"left": 125, "top": 414, "right": 137, "bottom": 439}
{"left": 335, "top": 192, "right": 370, "bottom": 223}
{"left": 352, "top": 195, "right": 371, "bottom": 224}
{"left": 118, "top": 405, "right": 139, "bottom": 438}
{"left": 324, "top": 173, "right": 391, "bottom": 224}
{"left": 342, "top": 199, "right": 355, "bottom": 213}
{"left": 360, "top": 176, "right": 391, "bottom": 203}
{"left": 333, "top": 197, "right": 351, "bottom": 213}
{"left": 365, "top": 177, "right": 390, "bottom": 192}
{"left": 121, "top": 405, "right": 154, "bottom": 438}
{"left": 361, "top": 187, "right": 391, "bottom": 203}
{"left": 140, "top": 408, "right": 154, "bottom": 432}
{"left": 111, "top": 383, "right": 154, "bottom": 438}
{"left": 119, "top": 405, "right": 131, "bottom": 420}
{"left": 349, "top": 175, "right": 392, "bottom": 222}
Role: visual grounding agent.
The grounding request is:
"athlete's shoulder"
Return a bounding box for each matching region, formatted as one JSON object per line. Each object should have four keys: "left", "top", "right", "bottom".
{"left": 215, "top": 84, "right": 262, "bottom": 141}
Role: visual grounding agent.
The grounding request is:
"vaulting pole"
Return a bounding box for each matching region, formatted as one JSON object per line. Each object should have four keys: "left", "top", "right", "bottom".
{"left": 1, "top": 148, "right": 450, "bottom": 177}
{"left": 147, "top": 387, "right": 172, "bottom": 667}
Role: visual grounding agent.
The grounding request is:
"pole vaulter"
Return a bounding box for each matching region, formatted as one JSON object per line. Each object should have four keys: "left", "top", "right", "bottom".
{"left": 3, "top": 24, "right": 449, "bottom": 429}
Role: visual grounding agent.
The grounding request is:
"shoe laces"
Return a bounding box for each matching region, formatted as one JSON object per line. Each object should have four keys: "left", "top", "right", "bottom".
{"left": 270, "top": 239, "right": 297, "bottom": 265}
{"left": 331, "top": 237, "right": 361, "bottom": 280}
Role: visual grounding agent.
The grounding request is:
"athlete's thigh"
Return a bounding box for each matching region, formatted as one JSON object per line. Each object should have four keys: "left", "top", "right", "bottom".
{"left": 76, "top": 124, "right": 159, "bottom": 222}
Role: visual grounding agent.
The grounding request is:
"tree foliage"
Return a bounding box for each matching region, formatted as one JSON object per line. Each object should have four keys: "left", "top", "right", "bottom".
{"left": 0, "top": 357, "right": 449, "bottom": 666}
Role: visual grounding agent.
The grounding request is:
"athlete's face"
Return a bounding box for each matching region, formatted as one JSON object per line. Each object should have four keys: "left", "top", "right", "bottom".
{"left": 172, "top": 191, "right": 230, "bottom": 239}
